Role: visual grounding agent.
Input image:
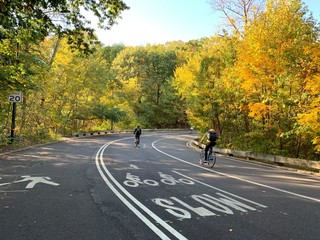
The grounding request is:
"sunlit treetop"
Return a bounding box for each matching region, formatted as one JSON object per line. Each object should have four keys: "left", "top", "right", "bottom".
{"left": 0, "top": 0, "right": 129, "bottom": 53}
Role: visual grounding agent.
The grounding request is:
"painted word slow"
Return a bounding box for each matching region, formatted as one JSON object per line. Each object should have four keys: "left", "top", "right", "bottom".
{"left": 153, "top": 192, "right": 268, "bottom": 219}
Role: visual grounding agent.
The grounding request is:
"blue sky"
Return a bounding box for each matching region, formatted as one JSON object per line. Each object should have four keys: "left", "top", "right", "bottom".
{"left": 94, "top": 0, "right": 320, "bottom": 46}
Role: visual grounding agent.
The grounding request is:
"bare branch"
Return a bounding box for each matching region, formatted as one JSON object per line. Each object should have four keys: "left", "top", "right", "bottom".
{"left": 208, "top": 0, "right": 266, "bottom": 36}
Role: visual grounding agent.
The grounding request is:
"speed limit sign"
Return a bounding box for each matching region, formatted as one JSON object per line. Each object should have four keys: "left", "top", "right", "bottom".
{"left": 8, "top": 92, "right": 23, "bottom": 103}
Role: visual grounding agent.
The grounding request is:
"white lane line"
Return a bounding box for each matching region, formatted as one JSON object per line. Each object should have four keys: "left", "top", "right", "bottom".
{"left": 96, "top": 138, "right": 188, "bottom": 240}
{"left": 152, "top": 138, "right": 320, "bottom": 203}
{"left": 95, "top": 143, "right": 171, "bottom": 240}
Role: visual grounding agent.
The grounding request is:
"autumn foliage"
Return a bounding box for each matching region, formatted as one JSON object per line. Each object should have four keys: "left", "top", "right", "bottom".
{"left": 174, "top": 0, "right": 320, "bottom": 158}
{"left": 0, "top": 0, "right": 319, "bottom": 159}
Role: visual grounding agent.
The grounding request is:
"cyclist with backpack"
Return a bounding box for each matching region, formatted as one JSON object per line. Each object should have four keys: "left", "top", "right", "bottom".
{"left": 204, "top": 128, "right": 218, "bottom": 162}
{"left": 133, "top": 125, "right": 142, "bottom": 147}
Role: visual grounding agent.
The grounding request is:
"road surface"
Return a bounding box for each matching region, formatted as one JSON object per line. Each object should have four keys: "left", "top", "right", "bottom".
{"left": 0, "top": 131, "right": 319, "bottom": 240}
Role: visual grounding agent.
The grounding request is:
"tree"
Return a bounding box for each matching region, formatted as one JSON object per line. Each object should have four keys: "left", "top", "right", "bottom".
{"left": 112, "top": 45, "right": 184, "bottom": 128}
{"left": 296, "top": 43, "right": 320, "bottom": 152}
{"left": 14, "top": 36, "right": 119, "bottom": 137}
{"left": 0, "top": 0, "right": 129, "bottom": 51}
{"left": 0, "top": 0, "right": 129, "bottom": 93}
{"left": 173, "top": 36, "right": 239, "bottom": 133}
{"left": 235, "top": 0, "right": 319, "bottom": 157}
{"left": 208, "top": 0, "right": 266, "bottom": 37}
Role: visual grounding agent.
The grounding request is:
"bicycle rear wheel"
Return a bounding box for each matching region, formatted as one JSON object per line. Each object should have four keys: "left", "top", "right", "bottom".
{"left": 207, "top": 152, "right": 216, "bottom": 168}
{"left": 199, "top": 149, "right": 205, "bottom": 164}
{"left": 135, "top": 136, "right": 140, "bottom": 148}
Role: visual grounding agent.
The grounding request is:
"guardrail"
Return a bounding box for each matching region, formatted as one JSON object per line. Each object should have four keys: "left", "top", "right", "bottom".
{"left": 72, "top": 128, "right": 190, "bottom": 138}
{"left": 192, "top": 140, "right": 320, "bottom": 173}
{"left": 73, "top": 130, "right": 129, "bottom": 137}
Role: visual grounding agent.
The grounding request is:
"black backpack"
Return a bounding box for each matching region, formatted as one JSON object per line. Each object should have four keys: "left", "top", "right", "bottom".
{"left": 135, "top": 128, "right": 141, "bottom": 135}
{"left": 208, "top": 131, "right": 217, "bottom": 141}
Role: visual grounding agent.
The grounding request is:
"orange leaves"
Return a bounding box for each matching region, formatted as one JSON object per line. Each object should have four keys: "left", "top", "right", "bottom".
{"left": 303, "top": 43, "right": 320, "bottom": 95}
{"left": 248, "top": 103, "right": 268, "bottom": 120}
{"left": 248, "top": 102, "right": 276, "bottom": 121}
{"left": 295, "top": 43, "right": 320, "bottom": 151}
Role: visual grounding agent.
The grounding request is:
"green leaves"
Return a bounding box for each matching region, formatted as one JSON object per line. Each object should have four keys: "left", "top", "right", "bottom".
{"left": 92, "top": 104, "right": 126, "bottom": 122}
{"left": 1, "top": 0, "right": 319, "bottom": 159}
{"left": 112, "top": 45, "right": 184, "bottom": 128}
{"left": 0, "top": 0, "right": 128, "bottom": 53}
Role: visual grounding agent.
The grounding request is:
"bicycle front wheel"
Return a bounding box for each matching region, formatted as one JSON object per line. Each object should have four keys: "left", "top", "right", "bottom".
{"left": 207, "top": 152, "right": 216, "bottom": 168}
{"left": 199, "top": 149, "right": 205, "bottom": 164}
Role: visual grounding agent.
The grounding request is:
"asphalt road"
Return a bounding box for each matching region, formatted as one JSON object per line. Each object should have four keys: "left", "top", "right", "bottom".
{"left": 0, "top": 131, "right": 319, "bottom": 240}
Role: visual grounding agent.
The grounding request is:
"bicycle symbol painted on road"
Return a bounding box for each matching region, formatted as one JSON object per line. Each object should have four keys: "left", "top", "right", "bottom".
{"left": 158, "top": 172, "right": 194, "bottom": 185}
{"left": 123, "top": 173, "right": 159, "bottom": 187}
{"left": 123, "top": 172, "right": 194, "bottom": 188}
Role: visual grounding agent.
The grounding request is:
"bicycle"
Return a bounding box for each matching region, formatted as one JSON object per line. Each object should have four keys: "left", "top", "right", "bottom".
{"left": 134, "top": 136, "right": 140, "bottom": 148}
{"left": 199, "top": 147, "right": 216, "bottom": 168}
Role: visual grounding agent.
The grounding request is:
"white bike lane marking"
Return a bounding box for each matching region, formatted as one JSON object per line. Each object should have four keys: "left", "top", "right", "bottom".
{"left": 152, "top": 138, "right": 320, "bottom": 203}
{"left": 123, "top": 171, "right": 195, "bottom": 188}
{"left": 95, "top": 137, "right": 188, "bottom": 240}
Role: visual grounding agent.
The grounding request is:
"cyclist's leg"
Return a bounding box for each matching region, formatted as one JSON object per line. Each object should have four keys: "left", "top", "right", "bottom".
{"left": 207, "top": 146, "right": 216, "bottom": 167}
{"left": 204, "top": 142, "right": 211, "bottom": 160}
{"left": 205, "top": 141, "right": 215, "bottom": 160}
{"left": 212, "top": 141, "right": 217, "bottom": 147}
{"left": 209, "top": 142, "right": 217, "bottom": 167}
{"left": 135, "top": 135, "right": 140, "bottom": 145}
{"left": 212, "top": 141, "right": 216, "bottom": 154}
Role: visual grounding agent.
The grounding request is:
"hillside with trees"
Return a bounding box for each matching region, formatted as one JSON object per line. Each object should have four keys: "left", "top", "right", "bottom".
{"left": 1, "top": 0, "right": 319, "bottom": 160}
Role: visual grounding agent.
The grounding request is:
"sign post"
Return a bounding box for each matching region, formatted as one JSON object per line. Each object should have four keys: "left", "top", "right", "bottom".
{"left": 8, "top": 92, "right": 22, "bottom": 143}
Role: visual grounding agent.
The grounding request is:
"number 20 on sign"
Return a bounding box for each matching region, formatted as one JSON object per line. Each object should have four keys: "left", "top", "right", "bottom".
{"left": 8, "top": 92, "right": 23, "bottom": 103}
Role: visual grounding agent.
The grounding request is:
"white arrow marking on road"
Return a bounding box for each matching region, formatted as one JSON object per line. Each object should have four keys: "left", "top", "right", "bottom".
{"left": 130, "top": 164, "right": 139, "bottom": 169}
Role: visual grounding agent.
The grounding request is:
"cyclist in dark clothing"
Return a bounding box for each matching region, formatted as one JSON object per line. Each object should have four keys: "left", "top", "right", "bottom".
{"left": 133, "top": 126, "right": 142, "bottom": 146}
{"left": 205, "top": 129, "right": 218, "bottom": 161}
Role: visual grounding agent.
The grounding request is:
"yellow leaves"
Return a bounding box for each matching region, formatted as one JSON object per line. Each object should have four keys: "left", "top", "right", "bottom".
{"left": 248, "top": 102, "right": 277, "bottom": 121}
{"left": 240, "top": 74, "right": 259, "bottom": 92}
{"left": 174, "top": 66, "right": 195, "bottom": 93}
{"left": 300, "top": 43, "right": 320, "bottom": 149}
{"left": 173, "top": 54, "right": 201, "bottom": 97}
{"left": 297, "top": 112, "right": 317, "bottom": 127}
{"left": 305, "top": 75, "right": 320, "bottom": 95}
{"left": 53, "top": 41, "right": 73, "bottom": 68}
{"left": 248, "top": 102, "right": 268, "bottom": 120}
{"left": 122, "top": 77, "right": 138, "bottom": 92}
{"left": 302, "top": 43, "right": 320, "bottom": 96}
{"left": 312, "top": 136, "right": 320, "bottom": 152}
{"left": 297, "top": 98, "right": 320, "bottom": 151}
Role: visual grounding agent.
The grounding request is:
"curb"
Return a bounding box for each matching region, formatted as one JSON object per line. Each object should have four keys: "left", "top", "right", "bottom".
{"left": 191, "top": 140, "right": 320, "bottom": 176}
